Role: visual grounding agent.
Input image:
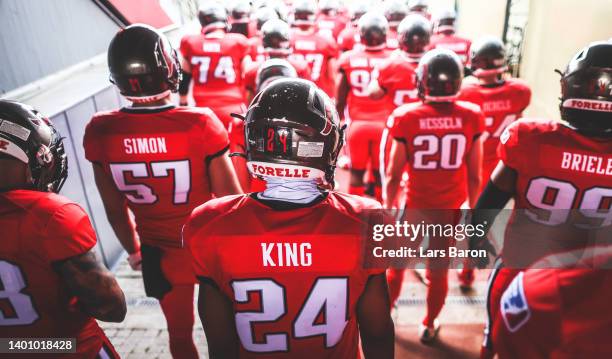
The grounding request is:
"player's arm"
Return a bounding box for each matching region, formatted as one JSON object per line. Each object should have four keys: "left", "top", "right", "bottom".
{"left": 469, "top": 162, "right": 517, "bottom": 268}
{"left": 357, "top": 273, "right": 395, "bottom": 359}
{"left": 466, "top": 135, "right": 484, "bottom": 208}
{"left": 383, "top": 139, "right": 407, "bottom": 209}
{"left": 367, "top": 78, "right": 386, "bottom": 100}
{"left": 208, "top": 148, "right": 243, "bottom": 196}
{"left": 335, "top": 70, "right": 349, "bottom": 120}
{"left": 53, "top": 250, "right": 126, "bottom": 322}
{"left": 179, "top": 57, "right": 192, "bottom": 106}
{"left": 198, "top": 281, "right": 240, "bottom": 359}
{"left": 92, "top": 163, "right": 141, "bottom": 267}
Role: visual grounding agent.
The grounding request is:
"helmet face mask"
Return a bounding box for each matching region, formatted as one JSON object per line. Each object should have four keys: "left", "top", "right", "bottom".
{"left": 559, "top": 42, "right": 612, "bottom": 137}
{"left": 417, "top": 49, "right": 463, "bottom": 102}
{"left": 244, "top": 79, "right": 344, "bottom": 185}
{"left": 0, "top": 101, "right": 68, "bottom": 193}
{"left": 108, "top": 24, "right": 182, "bottom": 103}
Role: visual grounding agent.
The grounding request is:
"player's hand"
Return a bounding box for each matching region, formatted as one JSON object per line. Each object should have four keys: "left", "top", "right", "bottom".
{"left": 128, "top": 251, "right": 142, "bottom": 271}
{"left": 468, "top": 235, "right": 497, "bottom": 269}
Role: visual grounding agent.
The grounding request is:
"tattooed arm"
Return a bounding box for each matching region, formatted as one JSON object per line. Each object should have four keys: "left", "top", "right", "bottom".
{"left": 53, "top": 250, "right": 127, "bottom": 322}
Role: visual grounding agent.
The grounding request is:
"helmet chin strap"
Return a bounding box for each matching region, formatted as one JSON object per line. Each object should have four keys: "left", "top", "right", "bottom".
{"left": 257, "top": 177, "right": 324, "bottom": 204}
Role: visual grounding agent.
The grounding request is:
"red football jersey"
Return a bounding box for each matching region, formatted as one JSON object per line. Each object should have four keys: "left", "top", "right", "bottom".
{"left": 185, "top": 193, "right": 384, "bottom": 359}
{"left": 459, "top": 78, "right": 531, "bottom": 180}
{"left": 84, "top": 106, "right": 229, "bottom": 247}
{"left": 374, "top": 50, "right": 420, "bottom": 108}
{"left": 389, "top": 101, "right": 485, "bottom": 208}
{"left": 498, "top": 119, "right": 612, "bottom": 267}
{"left": 243, "top": 56, "right": 312, "bottom": 94}
{"left": 290, "top": 29, "right": 339, "bottom": 97}
{"left": 338, "top": 26, "right": 359, "bottom": 52}
{"left": 180, "top": 31, "right": 249, "bottom": 106}
{"left": 247, "top": 35, "right": 266, "bottom": 63}
{"left": 316, "top": 13, "right": 348, "bottom": 40}
{"left": 493, "top": 258, "right": 612, "bottom": 358}
{"left": 0, "top": 190, "right": 103, "bottom": 347}
{"left": 429, "top": 34, "right": 472, "bottom": 64}
{"left": 337, "top": 48, "right": 395, "bottom": 121}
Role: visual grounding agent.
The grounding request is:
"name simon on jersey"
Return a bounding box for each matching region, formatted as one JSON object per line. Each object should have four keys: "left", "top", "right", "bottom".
{"left": 124, "top": 137, "right": 167, "bottom": 154}
{"left": 561, "top": 151, "right": 612, "bottom": 175}
{"left": 262, "top": 243, "right": 312, "bottom": 267}
{"left": 419, "top": 117, "right": 463, "bottom": 130}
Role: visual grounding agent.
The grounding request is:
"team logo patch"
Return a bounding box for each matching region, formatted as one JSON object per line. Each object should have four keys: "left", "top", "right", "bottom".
{"left": 500, "top": 272, "right": 531, "bottom": 333}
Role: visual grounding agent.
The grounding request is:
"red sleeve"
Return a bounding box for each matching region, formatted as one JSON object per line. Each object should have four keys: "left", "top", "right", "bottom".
{"left": 473, "top": 108, "right": 486, "bottom": 138}
{"left": 83, "top": 118, "right": 101, "bottom": 163}
{"left": 337, "top": 52, "right": 350, "bottom": 73}
{"left": 184, "top": 206, "right": 220, "bottom": 284}
{"left": 179, "top": 36, "right": 191, "bottom": 60}
{"left": 45, "top": 203, "right": 97, "bottom": 262}
{"left": 388, "top": 111, "right": 410, "bottom": 143}
{"left": 520, "top": 85, "right": 532, "bottom": 112}
{"left": 200, "top": 109, "right": 230, "bottom": 158}
{"left": 498, "top": 120, "right": 525, "bottom": 171}
{"left": 326, "top": 37, "right": 339, "bottom": 58}
{"left": 376, "top": 61, "right": 393, "bottom": 91}
{"left": 494, "top": 271, "right": 561, "bottom": 359}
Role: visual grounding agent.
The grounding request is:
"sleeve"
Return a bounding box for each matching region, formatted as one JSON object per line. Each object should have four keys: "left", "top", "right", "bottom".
{"left": 376, "top": 62, "right": 392, "bottom": 91}
{"left": 201, "top": 109, "right": 230, "bottom": 161}
{"left": 497, "top": 120, "right": 525, "bottom": 171}
{"left": 337, "top": 52, "right": 350, "bottom": 73}
{"left": 521, "top": 85, "right": 532, "bottom": 112}
{"left": 473, "top": 107, "right": 486, "bottom": 138}
{"left": 82, "top": 119, "right": 100, "bottom": 163}
{"left": 493, "top": 270, "right": 561, "bottom": 359}
{"left": 388, "top": 112, "right": 408, "bottom": 143}
{"left": 183, "top": 207, "right": 220, "bottom": 285}
{"left": 45, "top": 203, "right": 97, "bottom": 262}
{"left": 326, "top": 37, "right": 339, "bottom": 58}
{"left": 179, "top": 36, "right": 191, "bottom": 60}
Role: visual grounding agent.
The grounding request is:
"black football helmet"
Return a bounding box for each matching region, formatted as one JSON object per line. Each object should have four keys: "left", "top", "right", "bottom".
{"left": 408, "top": 0, "right": 429, "bottom": 13}
{"left": 470, "top": 36, "right": 507, "bottom": 80}
{"left": 254, "top": 7, "right": 279, "bottom": 31}
{"left": 108, "top": 24, "right": 181, "bottom": 103}
{"left": 261, "top": 19, "right": 291, "bottom": 56}
{"left": 319, "top": 0, "right": 340, "bottom": 15}
{"left": 358, "top": 12, "right": 389, "bottom": 49}
{"left": 244, "top": 79, "right": 344, "bottom": 185}
{"left": 417, "top": 48, "right": 463, "bottom": 101}
{"left": 293, "top": 0, "right": 317, "bottom": 26}
{"left": 230, "top": 0, "right": 251, "bottom": 22}
{"left": 559, "top": 42, "right": 612, "bottom": 137}
{"left": 198, "top": 3, "right": 229, "bottom": 33}
{"left": 0, "top": 100, "right": 68, "bottom": 193}
{"left": 255, "top": 58, "right": 298, "bottom": 92}
{"left": 434, "top": 9, "right": 456, "bottom": 34}
{"left": 397, "top": 14, "right": 431, "bottom": 58}
{"left": 385, "top": 0, "right": 408, "bottom": 28}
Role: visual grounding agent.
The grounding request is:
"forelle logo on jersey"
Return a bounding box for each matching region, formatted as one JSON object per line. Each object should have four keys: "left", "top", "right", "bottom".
{"left": 123, "top": 137, "right": 168, "bottom": 154}
{"left": 501, "top": 272, "right": 531, "bottom": 333}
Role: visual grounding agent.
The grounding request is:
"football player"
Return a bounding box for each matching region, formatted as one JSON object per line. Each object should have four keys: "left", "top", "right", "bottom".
{"left": 84, "top": 25, "right": 242, "bottom": 359}
{"left": 317, "top": 0, "right": 349, "bottom": 40}
{"left": 468, "top": 41, "right": 612, "bottom": 358}
{"left": 247, "top": 6, "right": 279, "bottom": 62}
{"left": 0, "top": 100, "right": 126, "bottom": 358}
{"left": 290, "top": 0, "right": 339, "bottom": 98}
{"left": 229, "top": 58, "right": 297, "bottom": 192}
{"left": 429, "top": 9, "right": 471, "bottom": 65}
{"left": 336, "top": 12, "right": 394, "bottom": 200}
{"left": 493, "top": 247, "right": 612, "bottom": 358}
{"left": 337, "top": 0, "right": 369, "bottom": 52}
{"left": 407, "top": 0, "right": 431, "bottom": 20}
{"left": 456, "top": 36, "right": 531, "bottom": 291}
{"left": 185, "top": 78, "right": 395, "bottom": 358}
{"left": 179, "top": 3, "right": 250, "bottom": 128}
{"left": 384, "top": 0, "right": 409, "bottom": 50}
{"left": 243, "top": 19, "right": 311, "bottom": 103}
{"left": 384, "top": 49, "right": 485, "bottom": 342}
